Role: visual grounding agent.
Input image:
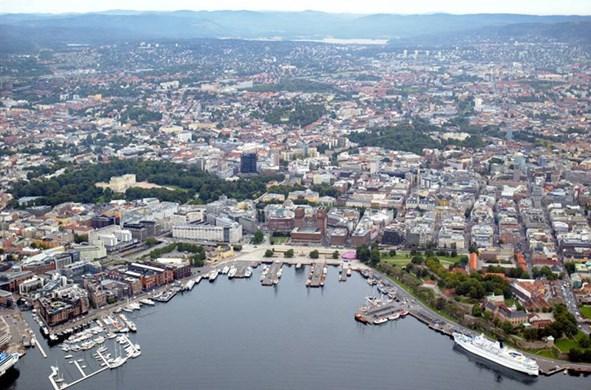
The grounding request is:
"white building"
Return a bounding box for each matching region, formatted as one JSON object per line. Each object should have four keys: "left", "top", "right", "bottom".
{"left": 172, "top": 221, "right": 242, "bottom": 243}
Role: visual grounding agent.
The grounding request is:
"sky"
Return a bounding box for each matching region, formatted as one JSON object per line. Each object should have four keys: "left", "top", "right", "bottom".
{"left": 0, "top": 0, "right": 590, "bottom": 15}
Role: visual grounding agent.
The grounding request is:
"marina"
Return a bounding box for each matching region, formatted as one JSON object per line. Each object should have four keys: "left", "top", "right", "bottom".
{"left": 4, "top": 261, "right": 590, "bottom": 390}
{"left": 9, "top": 266, "right": 590, "bottom": 390}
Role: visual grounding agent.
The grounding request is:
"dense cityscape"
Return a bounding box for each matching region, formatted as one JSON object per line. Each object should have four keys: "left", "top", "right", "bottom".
{"left": 0, "top": 6, "right": 591, "bottom": 389}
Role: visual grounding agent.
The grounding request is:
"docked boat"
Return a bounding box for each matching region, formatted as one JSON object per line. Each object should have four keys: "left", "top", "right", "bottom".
{"left": 221, "top": 265, "right": 230, "bottom": 274}
{"left": 354, "top": 313, "right": 369, "bottom": 324}
{"left": 373, "top": 317, "right": 388, "bottom": 325}
{"left": 139, "top": 298, "right": 155, "bottom": 306}
{"left": 109, "top": 356, "right": 128, "bottom": 369}
{"left": 452, "top": 332, "right": 539, "bottom": 376}
{"left": 184, "top": 279, "right": 196, "bottom": 291}
{"left": 228, "top": 266, "right": 237, "bottom": 278}
{"left": 244, "top": 267, "right": 252, "bottom": 278}
{"left": 208, "top": 269, "right": 219, "bottom": 282}
{"left": 387, "top": 313, "right": 400, "bottom": 321}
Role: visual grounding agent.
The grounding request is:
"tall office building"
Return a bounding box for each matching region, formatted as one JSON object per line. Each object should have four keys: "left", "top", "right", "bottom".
{"left": 240, "top": 152, "right": 257, "bottom": 174}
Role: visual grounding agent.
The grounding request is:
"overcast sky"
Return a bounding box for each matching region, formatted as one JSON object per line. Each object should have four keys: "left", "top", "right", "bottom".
{"left": 1, "top": 0, "right": 590, "bottom": 15}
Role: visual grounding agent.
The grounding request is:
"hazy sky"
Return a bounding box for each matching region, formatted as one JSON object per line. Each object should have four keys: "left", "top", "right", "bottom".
{"left": 1, "top": 0, "right": 590, "bottom": 15}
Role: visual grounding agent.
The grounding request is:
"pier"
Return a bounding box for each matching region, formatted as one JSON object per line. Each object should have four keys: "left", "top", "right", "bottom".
{"left": 305, "top": 262, "right": 326, "bottom": 287}
{"left": 33, "top": 336, "right": 47, "bottom": 358}
{"left": 261, "top": 262, "right": 282, "bottom": 286}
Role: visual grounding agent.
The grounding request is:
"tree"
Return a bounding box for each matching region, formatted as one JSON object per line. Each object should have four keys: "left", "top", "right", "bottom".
{"left": 74, "top": 234, "right": 88, "bottom": 244}
{"left": 356, "top": 245, "right": 370, "bottom": 263}
{"left": 309, "top": 249, "right": 319, "bottom": 259}
{"left": 472, "top": 304, "right": 482, "bottom": 317}
{"left": 284, "top": 249, "right": 294, "bottom": 258}
{"left": 370, "top": 246, "right": 381, "bottom": 265}
{"left": 144, "top": 237, "right": 159, "bottom": 247}
{"left": 565, "top": 262, "right": 576, "bottom": 275}
{"left": 501, "top": 321, "right": 514, "bottom": 334}
{"left": 252, "top": 230, "right": 264, "bottom": 245}
{"left": 332, "top": 250, "right": 340, "bottom": 259}
{"left": 264, "top": 249, "right": 274, "bottom": 258}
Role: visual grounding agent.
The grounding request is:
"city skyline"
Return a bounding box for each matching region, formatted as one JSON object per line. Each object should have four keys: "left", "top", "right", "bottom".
{"left": 1, "top": 0, "right": 590, "bottom": 15}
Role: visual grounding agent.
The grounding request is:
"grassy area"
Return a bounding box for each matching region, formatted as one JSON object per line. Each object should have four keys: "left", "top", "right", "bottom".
{"left": 555, "top": 331, "right": 587, "bottom": 353}
{"left": 531, "top": 348, "right": 559, "bottom": 359}
{"left": 381, "top": 250, "right": 459, "bottom": 268}
{"left": 580, "top": 305, "right": 591, "bottom": 320}
{"left": 381, "top": 271, "right": 457, "bottom": 323}
{"left": 555, "top": 338, "right": 578, "bottom": 353}
{"left": 270, "top": 236, "right": 289, "bottom": 245}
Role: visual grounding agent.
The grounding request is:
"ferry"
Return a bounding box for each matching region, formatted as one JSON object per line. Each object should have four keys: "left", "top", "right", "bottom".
{"left": 453, "top": 332, "right": 539, "bottom": 376}
{"left": 0, "top": 352, "right": 20, "bottom": 377}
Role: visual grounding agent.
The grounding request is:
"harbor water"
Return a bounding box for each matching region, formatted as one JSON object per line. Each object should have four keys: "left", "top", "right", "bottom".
{"left": 3, "top": 266, "right": 590, "bottom": 390}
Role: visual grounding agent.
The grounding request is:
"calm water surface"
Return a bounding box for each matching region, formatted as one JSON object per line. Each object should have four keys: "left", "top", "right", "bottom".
{"left": 3, "top": 267, "right": 589, "bottom": 390}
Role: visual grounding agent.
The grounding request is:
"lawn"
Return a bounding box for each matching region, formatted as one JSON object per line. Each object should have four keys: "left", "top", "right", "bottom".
{"left": 531, "top": 348, "right": 559, "bottom": 359}
{"left": 555, "top": 331, "right": 587, "bottom": 353}
{"left": 381, "top": 250, "right": 459, "bottom": 268}
{"left": 270, "top": 236, "right": 289, "bottom": 245}
{"left": 580, "top": 305, "right": 591, "bottom": 320}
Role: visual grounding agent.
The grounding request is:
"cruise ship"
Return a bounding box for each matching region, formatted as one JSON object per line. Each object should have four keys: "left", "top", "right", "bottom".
{"left": 453, "top": 332, "right": 539, "bottom": 376}
{"left": 0, "top": 351, "right": 19, "bottom": 377}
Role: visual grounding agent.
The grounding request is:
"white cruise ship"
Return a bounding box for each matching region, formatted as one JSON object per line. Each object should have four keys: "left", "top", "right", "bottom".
{"left": 453, "top": 332, "right": 539, "bottom": 376}
{"left": 0, "top": 351, "right": 19, "bottom": 377}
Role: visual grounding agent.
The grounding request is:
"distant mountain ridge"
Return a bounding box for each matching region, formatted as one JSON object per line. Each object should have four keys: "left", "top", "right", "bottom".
{"left": 0, "top": 11, "right": 590, "bottom": 50}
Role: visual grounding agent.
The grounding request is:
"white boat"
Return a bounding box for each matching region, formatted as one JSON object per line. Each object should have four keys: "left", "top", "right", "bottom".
{"left": 140, "top": 298, "right": 155, "bottom": 306}
{"left": 244, "top": 267, "right": 252, "bottom": 278}
{"left": 387, "top": 313, "right": 400, "bottom": 321}
{"left": 184, "top": 279, "right": 196, "bottom": 291}
{"left": 221, "top": 266, "right": 230, "bottom": 274}
{"left": 109, "top": 356, "right": 128, "bottom": 369}
{"left": 208, "top": 269, "right": 219, "bottom": 282}
{"left": 64, "top": 354, "right": 73, "bottom": 359}
{"left": 228, "top": 266, "right": 237, "bottom": 278}
{"left": 453, "top": 333, "right": 539, "bottom": 376}
{"left": 0, "top": 352, "right": 19, "bottom": 377}
{"left": 373, "top": 317, "right": 388, "bottom": 325}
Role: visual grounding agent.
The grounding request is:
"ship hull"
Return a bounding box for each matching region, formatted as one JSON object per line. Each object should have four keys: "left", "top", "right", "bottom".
{"left": 0, "top": 354, "right": 19, "bottom": 378}
{"left": 454, "top": 336, "right": 538, "bottom": 376}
